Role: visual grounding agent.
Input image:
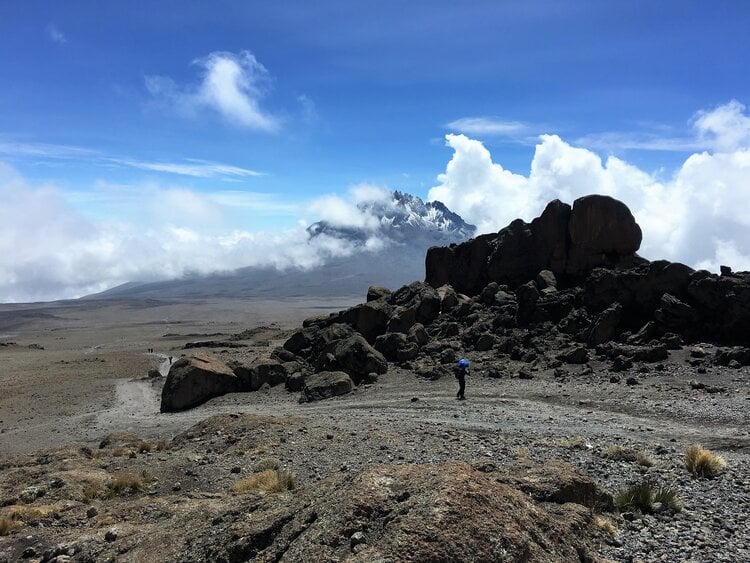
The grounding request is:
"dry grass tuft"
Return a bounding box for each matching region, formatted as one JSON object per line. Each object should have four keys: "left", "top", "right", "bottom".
{"left": 515, "top": 447, "right": 529, "bottom": 460}
{"left": 111, "top": 447, "right": 133, "bottom": 457}
{"left": 81, "top": 480, "right": 106, "bottom": 502}
{"left": 232, "top": 469, "right": 295, "bottom": 494}
{"left": 636, "top": 450, "right": 654, "bottom": 467}
{"left": 0, "top": 517, "right": 20, "bottom": 536}
{"left": 137, "top": 441, "right": 152, "bottom": 453}
{"left": 4, "top": 504, "right": 59, "bottom": 521}
{"left": 107, "top": 471, "right": 153, "bottom": 496}
{"left": 601, "top": 444, "right": 636, "bottom": 461}
{"left": 593, "top": 515, "right": 618, "bottom": 536}
{"left": 0, "top": 504, "right": 59, "bottom": 535}
{"left": 155, "top": 440, "right": 169, "bottom": 451}
{"left": 684, "top": 444, "right": 726, "bottom": 478}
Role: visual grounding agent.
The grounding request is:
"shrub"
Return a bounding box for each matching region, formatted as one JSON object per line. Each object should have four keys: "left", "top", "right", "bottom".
{"left": 684, "top": 444, "right": 726, "bottom": 478}
{"left": 111, "top": 447, "right": 132, "bottom": 457}
{"left": 233, "top": 469, "right": 295, "bottom": 493}
{"left": 614, "top": 481, "right": 681, "bottom": 514}
{"left": 137, "top": 441, "right": 152, "bottom": 453}
{"left": 515, "top": 447, "right": 529, "bottom": 460}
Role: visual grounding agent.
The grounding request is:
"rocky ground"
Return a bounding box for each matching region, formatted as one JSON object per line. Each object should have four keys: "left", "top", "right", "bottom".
{"left": 0, "top": 320, "right": 748, "bottom": 561}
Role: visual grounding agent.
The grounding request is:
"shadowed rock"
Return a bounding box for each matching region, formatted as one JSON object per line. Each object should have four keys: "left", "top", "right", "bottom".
{"left": 161, "top": 353, "right": 239, "bottom": 412}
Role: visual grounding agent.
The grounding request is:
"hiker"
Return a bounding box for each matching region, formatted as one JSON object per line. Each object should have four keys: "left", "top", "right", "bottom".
{"left": 454, "top": 358, "right": 469, "bottom": 400}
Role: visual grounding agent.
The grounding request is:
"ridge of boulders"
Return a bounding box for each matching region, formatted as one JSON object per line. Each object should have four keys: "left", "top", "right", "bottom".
{"left": 161, "top": 194, "right": 750, "bottom": 411}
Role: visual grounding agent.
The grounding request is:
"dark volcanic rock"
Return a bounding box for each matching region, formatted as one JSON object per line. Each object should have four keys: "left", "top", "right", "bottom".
{"left": 425, "top": 195, "right": 644, "bottom": 295}
{"left": 565, "top": 194, "right": 642, "bottom": 274}
{"left": 161, "top": 353, "right": 239, "bottom": 412}
{"left": 300, "top": 371, "right": 354, "bottom": 402}
{"left": 315, "top": 334, "right": 387, "bottom": 383}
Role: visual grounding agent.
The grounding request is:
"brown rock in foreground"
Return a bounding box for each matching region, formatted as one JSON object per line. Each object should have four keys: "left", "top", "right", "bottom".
{"left": 160, "top": 352, "right": 239, "bottom": 412}
{"left": 197, "top": 461, "right": 608, "bottom": 562}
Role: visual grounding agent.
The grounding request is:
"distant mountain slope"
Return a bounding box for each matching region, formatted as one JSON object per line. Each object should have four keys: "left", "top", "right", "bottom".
{"left": 87, "top": 191, "right": 475, "bottom": 300}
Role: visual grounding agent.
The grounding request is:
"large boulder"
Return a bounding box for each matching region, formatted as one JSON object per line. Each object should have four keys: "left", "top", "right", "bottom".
{"left": 300, "top": 371, "right": 354, "bottom": 402}
{"left": 161, "top": 353, "right": 239, "bottom": 412}
{"left": 566, "top": 194, "right": 642, "bottom": 274}
{"left": 315, "top": 334, "right": 387, "bottom": 383}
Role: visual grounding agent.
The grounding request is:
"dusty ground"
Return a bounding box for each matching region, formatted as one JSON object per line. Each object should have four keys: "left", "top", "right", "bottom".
{"left": 1, "top": 297, "right": 749, "bottom": 562}
{"left": 0, "top": 297, "right": 359, "bottom": 455}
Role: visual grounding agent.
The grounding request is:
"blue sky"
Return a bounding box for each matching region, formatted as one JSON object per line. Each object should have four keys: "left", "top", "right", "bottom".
{"left": 2, "top": 1, "right": 750, "bottom": 301}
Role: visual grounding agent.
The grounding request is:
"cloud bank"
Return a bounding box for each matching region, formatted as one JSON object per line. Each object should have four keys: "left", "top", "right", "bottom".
{"left": 0, "top": 171, "right": 398, "bottom": 303}
{"left": 428, "top": 101, "right": 750, "bottom": 273}
{"left": 146, "top": 51, "right": 278, "bottom": 131}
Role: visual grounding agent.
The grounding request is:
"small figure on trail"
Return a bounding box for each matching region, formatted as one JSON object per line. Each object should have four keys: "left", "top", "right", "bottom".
{"left": 168, "top": 356, "right": 173, "bottom": 363}
{"left": 454, "top": 358, "right": 469, "bottom": 400}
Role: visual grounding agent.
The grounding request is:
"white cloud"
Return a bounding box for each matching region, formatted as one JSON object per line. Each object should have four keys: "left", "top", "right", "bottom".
{"left": 693, "top": 99, "right": 750, "bottom": 152}
{"left": 146, "top": 50, "right": 279, "bottom": 131}
{"left": 112, "top": 158, "right": 264, "bottom": 178}
{"left": 307, "top": 194, "right": 381, "bottom": 230}
{"left": 577, "top": 100, "right": 750, "bottom": 154}
{"left": 47, "top": 24, "right": 67, "bottom": 44}
{"left": 0, "top": 167, "right": 364, "bottom": 302}
{"left": 446, "top": 117, "right": 528, "bottom": 136}
{"left": 0, "top": 140, "right": 263, "bottom": 180}
{"left": 428, "top": 101, "right": 750, "bottom": 272}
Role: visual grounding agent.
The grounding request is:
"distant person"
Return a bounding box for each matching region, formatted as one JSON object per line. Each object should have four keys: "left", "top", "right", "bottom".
{"left": 454, "top": 358, "right": 469, "bottom": 400}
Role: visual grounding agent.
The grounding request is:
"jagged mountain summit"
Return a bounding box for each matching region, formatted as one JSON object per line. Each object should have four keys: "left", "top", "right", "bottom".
{"left": 87, "top": 191, "right": 475, "bottom": 300}
{"left": 307, "top": 190, "right": 476, "bottom": 246}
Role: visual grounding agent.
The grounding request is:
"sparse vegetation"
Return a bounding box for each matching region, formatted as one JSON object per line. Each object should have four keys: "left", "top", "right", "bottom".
{"left": 0, "top": 504, "right": 59, "bottom": 535}
{"left": 233, "top": 469, "right": 295, "bottom": 493}
{"left": 0, "top": 517, "right": 19, "bottom": 536}
{"left": 111, "top": 447, "right": 133, "bottom": 457}
{"left": 684, "top": 444, "right": 726, "bottom": 478}
{"left": 635, "top": 451, "right": 654, "bottom": 467}
{"left": 107, "top": 471, "right": 153, "bottom": 496}
{"left": 592, "top": 515, "right": 618, "bottom": 536}
{"left": 515, "top": 447, "right": 529, "bottom": 460}
{"left": 614, "top": 481, "right": 681, "bottom": 514}
{"left": 81, "top": 480, "right": 106, "bottom": 502}
{"left": 253, "top": 457, "right": 282, "bottom": 473}
{"left": 601, "top": 444, "right": 636, "bottom": 461}
{"left": 555, "top": 435, "right": 588, "bottom": 449}
{"left": 137, "top": 441, "right": 153, "bottom": 453}
{"left": 652, "top": 486, "right": 681, "bottom": 512}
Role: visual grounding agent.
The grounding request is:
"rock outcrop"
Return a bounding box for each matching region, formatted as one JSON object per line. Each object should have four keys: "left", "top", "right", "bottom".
{"left": 425, "top": 194, "right": 644, "bottom": 295}
{"left": 160, "top": 353, "right": 239, "bottom": 412}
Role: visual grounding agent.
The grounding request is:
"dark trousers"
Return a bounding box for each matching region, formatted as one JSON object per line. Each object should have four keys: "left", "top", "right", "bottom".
{"left": 457, "top": 376, "right": 465, "bottom": 399}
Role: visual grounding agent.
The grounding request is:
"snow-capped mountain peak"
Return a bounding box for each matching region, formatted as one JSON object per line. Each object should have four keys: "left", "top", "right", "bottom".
{"left": 308, "top": 190, "right": 476, "bottom": 245}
